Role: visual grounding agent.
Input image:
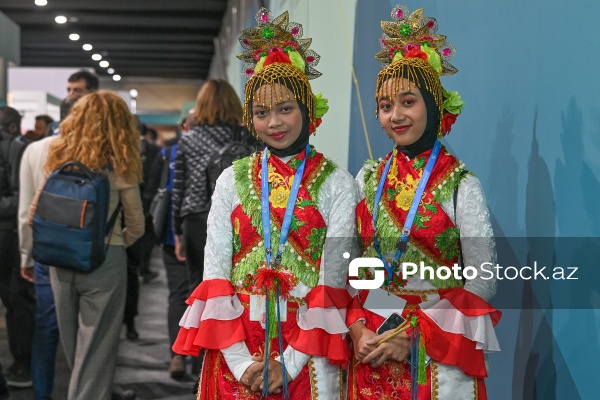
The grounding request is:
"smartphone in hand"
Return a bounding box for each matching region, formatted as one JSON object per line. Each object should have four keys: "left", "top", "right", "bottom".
{"left": 377, "top": 312, "right": 432, "bottom": 366}
{"left": 377, "top": 312, "right": 405, "bottom": 335}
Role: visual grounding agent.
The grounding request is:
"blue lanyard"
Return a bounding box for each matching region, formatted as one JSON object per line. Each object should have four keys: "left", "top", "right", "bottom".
{"left": 261, "top": 144, "right": 310, "bottom": 268}
{"left": 372, "top": 140, "right": 441, "bottom": 283}
{"left": 260, "top": 145, "right": 309, "bottom": 399}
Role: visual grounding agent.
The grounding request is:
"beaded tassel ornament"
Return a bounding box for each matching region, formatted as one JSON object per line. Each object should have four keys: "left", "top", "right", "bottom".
{"left": 375, "top": 5, "right": 464, "bottom": 137}
{"left": 237, "top": 7, "right": 328, "bottom": 137}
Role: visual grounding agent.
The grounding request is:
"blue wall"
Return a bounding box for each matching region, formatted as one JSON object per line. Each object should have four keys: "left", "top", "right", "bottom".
{"left": 348, "top": 1, "right": 599, "bottom": 398}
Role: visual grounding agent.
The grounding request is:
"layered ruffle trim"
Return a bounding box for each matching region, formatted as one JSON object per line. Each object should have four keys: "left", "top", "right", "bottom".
{"left": 173, "top": 279, "right": 246, "bottom": 355}
{"left": 286, "top": 285, "right": 352, "bottom": 365}
{"left": 419, "top": 288, "right": 501, "bottom": 378}
{"left": 173, "top": 281, "right": 353, "bottom": 363}
{"left": 285, "top": 326, "right": 350, "bottom": 366}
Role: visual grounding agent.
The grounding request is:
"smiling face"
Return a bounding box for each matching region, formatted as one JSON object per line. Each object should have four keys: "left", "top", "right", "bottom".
{"left": 378, "top": 77, "right": 428, "bottom": 147}
{"left": 252, "top": 83, "right": 303, "bottom": 150}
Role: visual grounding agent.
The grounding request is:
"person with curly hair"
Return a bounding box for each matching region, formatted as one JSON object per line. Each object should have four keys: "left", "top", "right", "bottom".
{"left": 43, "top": 91, "right": 145, "bottom": 400}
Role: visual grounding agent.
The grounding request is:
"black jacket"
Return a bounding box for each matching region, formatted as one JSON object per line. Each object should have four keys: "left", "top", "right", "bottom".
{"left": 0, "top": 131, "right": 27, "bottom": 229}
{"left": 171, "top": 123, "right": 259, "bottom": 235}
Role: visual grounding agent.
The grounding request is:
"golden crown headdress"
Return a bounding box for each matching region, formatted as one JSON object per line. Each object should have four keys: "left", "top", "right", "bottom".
{"left": 376, "top": 5, "right": 457, "bottom": 76}
{"left": 375, "top": 5, "right": 464, "bottom": 136}
{"left": 237, "top": 8, "right": 322, "bottom": 80}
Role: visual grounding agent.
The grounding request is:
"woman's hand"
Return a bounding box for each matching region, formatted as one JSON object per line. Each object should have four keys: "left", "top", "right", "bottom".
{"left": 240, "top": 358, "right": 264, "bottom": 389}
{"left": 361, "top": 329, "right": 411, "bottom": 368}
{"left": 261, "top": 359, "right": 292, "bottom": 394}
{"left": 247, "top": 356, "right": 292, "bottom": 394}
{"left": 174, "top": 235, "right": 186, "bottom": 262}
{"left": 349, "top": 321, "right": 377, "bottom": 362}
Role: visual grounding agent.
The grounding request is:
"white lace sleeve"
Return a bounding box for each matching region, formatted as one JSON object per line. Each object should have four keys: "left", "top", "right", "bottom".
{"left": 318, "top": 167, "right": 359, "bottom": 288}
{"left": 203, "top": 167, "right": 238, "bottom": 280}
{"left": 453, "top": 174, "right": 497, "bottom": 302}
{"left": 355, "top": 167, "right": 367, "bottom": 201}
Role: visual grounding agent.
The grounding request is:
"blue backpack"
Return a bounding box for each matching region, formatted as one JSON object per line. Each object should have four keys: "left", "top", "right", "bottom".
{"left": 32, "top": 161, "right": 121, "bottom": 272}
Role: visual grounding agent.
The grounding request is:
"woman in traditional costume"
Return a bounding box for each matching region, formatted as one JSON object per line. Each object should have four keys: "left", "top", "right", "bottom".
{"left": 173, "top": 8, "right": 356, "bottom": 400}
{"left": 347, "top": 5, "right": 501, "bottom": 400}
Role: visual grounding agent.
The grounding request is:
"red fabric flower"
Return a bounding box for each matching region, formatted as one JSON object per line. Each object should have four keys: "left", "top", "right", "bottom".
{"left": 441, "top": 112, "right": 458, "bottom": 136}
{"left": 263, "top": 48, "right": 291, "bottom": 67}
{"left": 404, "top": 49, "right": 428, "bottom": 61}
{"left": 308, "top": 118, "right": 322, "bottom": 134}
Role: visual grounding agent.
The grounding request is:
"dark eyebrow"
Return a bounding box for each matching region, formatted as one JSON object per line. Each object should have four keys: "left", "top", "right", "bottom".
{"left": 378, "top": 91, "right": 417, "bottom": 102}
{"left": 252, "top": 100, "right": 294, "bottom": 108}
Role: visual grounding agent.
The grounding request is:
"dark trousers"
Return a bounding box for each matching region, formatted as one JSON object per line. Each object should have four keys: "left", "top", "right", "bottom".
{"left": 0, "top": 362, "right": 8, "bottom": 398}
{"left": 0, "top": 229, "right": 35, "bottom": 367}
{"left": 31, "top": 263, "right": 58, "bottom": 400}
{"left": 123, "top": 221, "right": 155, "bottom": 325}
{"left": 182, "top": 212, "right": 208, "bottom": 375}
{"left": 182, "top": 212, "right": 209, "bottom": 290}
{"left": 162, "top": 246, "right": 189, "bottom": 356}
{"left": 123, "top": 256, "right": 139, "bottom": 325}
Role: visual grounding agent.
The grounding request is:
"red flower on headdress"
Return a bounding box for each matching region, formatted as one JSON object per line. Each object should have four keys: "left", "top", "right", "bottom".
{"left": 441, "top": 112, "right": 458, "bottom": 136}
{"left": 309, "top": 118, "right": 322, "bottom": 134}
{"left": 263, "top": 48, "right": 292, "bottom": 67}
{"left": 404, "top": 49, "right": 429, "bottom": 61}
{"left": 253, "top": 49, "right": 266, "bottom": 61}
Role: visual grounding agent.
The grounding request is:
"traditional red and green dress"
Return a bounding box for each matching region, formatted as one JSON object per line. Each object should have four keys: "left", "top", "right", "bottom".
{"left": 348, "top": 146, "right": 501, "bottom": 400}
{"left": 173, "top": 147, "right": 357, "bottom": 400}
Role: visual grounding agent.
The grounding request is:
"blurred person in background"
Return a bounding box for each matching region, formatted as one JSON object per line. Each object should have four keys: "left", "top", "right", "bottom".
{"left": 43, "top": 91, "right": 144, "bottom": 400}
{"left": 0, "top": 106, "right": 34, "bottom": 389}
{"left": 66, "top": 70, "right": 98, "bottom": 104}
{"left": 171, "top": 79, "right": 255, "bottom": 380}
{"left": 19, "top": 72, "right": 98, "bottom": 399}
{"left": 22, "top": 115, "right": 54, "bottom": 143}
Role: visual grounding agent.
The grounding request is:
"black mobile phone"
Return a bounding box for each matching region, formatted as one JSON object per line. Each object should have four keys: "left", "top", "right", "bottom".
{"left": 377, "top": 312, "right": 405, "bottom": 335}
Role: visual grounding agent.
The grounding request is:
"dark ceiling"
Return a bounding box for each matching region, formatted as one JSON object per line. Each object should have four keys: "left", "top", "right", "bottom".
{"left": 0, "top": 0, "right": 229, "bottom": 80}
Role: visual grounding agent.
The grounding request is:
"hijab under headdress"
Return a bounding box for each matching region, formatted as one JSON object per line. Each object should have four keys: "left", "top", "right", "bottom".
{"left": 377, "top": 58, "right": 442, "bottom": 159}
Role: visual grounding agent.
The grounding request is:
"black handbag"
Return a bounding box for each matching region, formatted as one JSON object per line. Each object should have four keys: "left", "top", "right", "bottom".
{"left": 149, "top": 147, "right": 172, "bottom": 240}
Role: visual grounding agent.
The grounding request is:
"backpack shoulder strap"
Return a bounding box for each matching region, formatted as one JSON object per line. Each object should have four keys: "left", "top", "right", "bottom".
{"left": 159, "top": 146, "right": 172, "bottom": 189}
{"left": 106, "top": 201, "right": 123, "bottom": 237}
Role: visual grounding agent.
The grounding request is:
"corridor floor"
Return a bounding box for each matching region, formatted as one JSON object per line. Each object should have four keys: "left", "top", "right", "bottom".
{"left": 0, "top": 247, "right": 199, "bottom": 399}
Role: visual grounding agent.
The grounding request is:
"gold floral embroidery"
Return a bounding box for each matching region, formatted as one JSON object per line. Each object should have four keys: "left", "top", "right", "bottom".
{"left": 360, "top": 388, "right": 372, "bottom": 396}
{"left": 394, "top": 172, "right": 421, "bottom": 211}
{"left": 251, "top": 345, "right": 280, "bottom": 360}
{"left": 386, "top": 159, "right": 423, "bottom": 211}
{"left": 223, "top": 373, "right": 234, "bottom": 382}
{"left": 431, "top": 361, "right": 439, "bottom": 400}
{"left": 387, "top": 361, "right": 406, "bottom": 379}
{"left": 268, "top": 164, "right": 294, "bottom": 208}
{"left": 308, "top": 357, "right": 319, "bottom": 400}
{"left": 197, "top": 350, "right": 206, "bottom": 400}
{"left": 339, "top": 368, "right": 344, "bottom": 400}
